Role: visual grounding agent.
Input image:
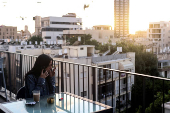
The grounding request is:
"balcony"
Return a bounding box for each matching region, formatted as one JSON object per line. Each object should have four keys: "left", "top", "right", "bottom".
{"left": 0, "top": 51, "right": 169, "bottom": 113}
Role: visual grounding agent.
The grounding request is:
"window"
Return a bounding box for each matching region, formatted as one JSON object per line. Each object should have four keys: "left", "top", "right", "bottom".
{"left": 81, "top": 91, "right": 87, "bottom": 97}
{"left": 0, "top": 32, "right": 1, "bottom": 35}
{"left": 80, "top": 47, "right": 84, "bottom": 50}
{"left": 42, "top": 28, "right": 70, "bottom": 31}
{"left": 110, "top": 35, "right": 113, "bottom": 38}
{"left": 45, "top": 36, "right": 51, "bottom": 39}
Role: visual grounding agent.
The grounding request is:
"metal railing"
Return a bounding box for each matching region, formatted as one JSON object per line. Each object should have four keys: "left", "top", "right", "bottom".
{"left": 0, "top": 51, "right": 169, "bottom": 113}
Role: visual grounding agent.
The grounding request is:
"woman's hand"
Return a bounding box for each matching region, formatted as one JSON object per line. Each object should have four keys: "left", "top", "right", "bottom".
{"left": 49, "top": 67, "right": 56, "bottom": 77}
{"left": 40, "top": 69, "right": 49, "bottom": 79}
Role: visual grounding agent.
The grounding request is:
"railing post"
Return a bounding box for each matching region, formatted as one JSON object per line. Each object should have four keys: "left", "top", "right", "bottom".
{"left": 105, "top": 69, "right": 107, "bottom": 105}
{"left": 7, "top": 52, "right": 11, "bottom": 97}
{"left": 119, "top": 72, "right": 121, "bottom": 113}
{"left": 152, "top": 78, "right": 154, "bottom": 113}
{"left": 88, "top": 66, "right": 90, "bottom": 99}
{"left": 19, "top": 54, "right": 22, "bottom": 87}
{"left": 61, "top": 62, "right": 64, "bottom": 92}
{"left": 112, "top": 70, "right": 113, "bottom": 107}
{"left": 126, "top": 73, "right": 128, "bottom": 113}
{"left": 92, "top": 67, "right": 96, "bottom": 101}
{"left": 142, "top": 77, "right": 145, "bottom": 113}
{"left": 163, "top": 80, "right": 164, "bottom": 113}
{"left": 99, "top": 68, "right": 101, "bottom": 102}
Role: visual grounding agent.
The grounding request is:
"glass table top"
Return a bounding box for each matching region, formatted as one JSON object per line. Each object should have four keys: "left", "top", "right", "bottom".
{"left": 1, "top": 93, "right": 109, "bottom": 113}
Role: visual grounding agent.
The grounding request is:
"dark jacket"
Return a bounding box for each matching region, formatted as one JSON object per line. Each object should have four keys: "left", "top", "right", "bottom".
{"left": 25, "top": 74, "right": 55, "bottom": 98}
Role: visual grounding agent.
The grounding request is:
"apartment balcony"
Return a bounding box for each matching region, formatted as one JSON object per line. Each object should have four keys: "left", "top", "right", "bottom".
{"left": 158, "top": 60, "right": 170, "bottom": 71}
{"left": 0, "top": 51, "right": 169, "bottom": 113}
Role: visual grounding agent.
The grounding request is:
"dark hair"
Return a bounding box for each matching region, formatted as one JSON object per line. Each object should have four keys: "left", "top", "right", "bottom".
{"left": 26, "top": 54, "right": 53, "bottom": 77}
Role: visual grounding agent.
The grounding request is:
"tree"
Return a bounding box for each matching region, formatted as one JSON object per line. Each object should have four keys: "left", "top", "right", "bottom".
{"left": 145, "top": 90, "right": 170, "bottom": 113}
{"left": 66, "top": 34, "right": 101, "bottom": 50}
{"left": 28, "top": 35, "right": 43, "bottom": 45}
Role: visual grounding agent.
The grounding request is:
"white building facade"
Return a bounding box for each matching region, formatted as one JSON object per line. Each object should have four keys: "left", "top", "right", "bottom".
{"left": 34, "top": 13, "right": 82, "bottom": 44}
{"left": 147, "top": 21, "right": 170, "bottom": 53}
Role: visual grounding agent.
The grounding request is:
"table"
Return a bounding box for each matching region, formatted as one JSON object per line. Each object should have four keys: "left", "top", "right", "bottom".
{"left": 0, "top": 92, "right": 113, "bottom": 113}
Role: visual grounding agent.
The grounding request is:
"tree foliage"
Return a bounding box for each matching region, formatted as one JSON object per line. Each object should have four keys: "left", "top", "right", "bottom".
{"left": 28, "top": 35, "right": 43, "bottom": 45}
{"left": 66, "top": 34, "right": 101, "bottom": 50}
{"left": 145, "top": 90, "right": 170, "bottom": 113}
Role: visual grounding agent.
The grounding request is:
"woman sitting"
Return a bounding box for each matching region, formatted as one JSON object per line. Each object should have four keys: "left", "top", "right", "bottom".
{"left": 25, "top": 54, "right": 56, "bottom": 98}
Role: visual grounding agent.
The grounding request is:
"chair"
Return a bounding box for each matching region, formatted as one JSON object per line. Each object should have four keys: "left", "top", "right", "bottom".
{"left": 0, "top": 58, "right": 8, "bottom": 102}
{"left": 16, "top": 86, "right": 25, "bottom": 100}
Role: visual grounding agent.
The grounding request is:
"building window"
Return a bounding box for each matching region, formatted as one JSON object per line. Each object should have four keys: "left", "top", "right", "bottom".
{"left": 0, "top": 32, "right": 1, "bottom": 35}
{"left": 45, "top": 36, "right": 51, "bottom": 39}
{"left": 110, "top": 35, "right": 113, "bottom": 38}
{"left": 80, "top": 48, "right": 84, "bottom": 50}
{"left": 6, "top": 29, "right": 8, "bottom": 31}
{"left": 81, "top": 91, "right": 87, "bottom": 97}
{"left": 42, "top": 28, "right": 70, "bottom": 31}
{"left": 3, "top": 36, "right": 4, "bottom": 39}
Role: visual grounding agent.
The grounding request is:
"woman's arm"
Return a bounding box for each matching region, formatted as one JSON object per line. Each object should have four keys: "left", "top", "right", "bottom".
{"left": 25, "top": 74, "right": 45, "bottom": 98}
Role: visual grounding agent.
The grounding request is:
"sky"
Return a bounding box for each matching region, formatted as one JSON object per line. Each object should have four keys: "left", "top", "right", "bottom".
{"left": 1, "top": 0, "right": 170, "bottom": 34}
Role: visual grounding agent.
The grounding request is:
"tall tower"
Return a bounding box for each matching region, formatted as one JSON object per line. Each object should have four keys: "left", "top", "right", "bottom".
{"left": 114, "top": 0, "right": 129, "bottom": 38}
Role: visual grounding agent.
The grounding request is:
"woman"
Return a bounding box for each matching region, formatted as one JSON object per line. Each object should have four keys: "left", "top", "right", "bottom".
{"left": 25, "top": 54, "right": 56, "bottom": 98}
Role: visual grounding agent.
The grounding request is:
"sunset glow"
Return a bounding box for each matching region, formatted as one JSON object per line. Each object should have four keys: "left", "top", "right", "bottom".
{"left": 1, "top": 0, "right": 170, "bottom": 34}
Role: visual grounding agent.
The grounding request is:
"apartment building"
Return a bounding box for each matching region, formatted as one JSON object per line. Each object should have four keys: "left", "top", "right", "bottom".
{"left": 63, "top": 25, "right": 120, "bottom": 44}
{"left": 48, "top": 45, "right": 135, "bottom": 112}
{"left": 0, "top": 25, "right": 18, "bottom": 40}
{"left": 19, "top": 25, "right": 31, "bottom": 39}
{"left": 147, "top": 21, "right": 170, "bottom": 54}
{"left": 33, "top": 13, "right": 82, "bottom": 44}
{"left": 114, "top": 0, "right": 129, "bottom": 38}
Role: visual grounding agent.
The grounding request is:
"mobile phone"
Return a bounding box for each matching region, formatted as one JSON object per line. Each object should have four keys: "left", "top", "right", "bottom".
{"left": 25, "top": 102, "right": 36, "bottom": 105}
{"left": 42, "top": 66, "right": 46, "bottom": 73}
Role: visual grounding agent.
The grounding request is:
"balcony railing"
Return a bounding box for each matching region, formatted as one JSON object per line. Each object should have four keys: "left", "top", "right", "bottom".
{"left": 0, "top": 51, "right": 170, "bottom": 113}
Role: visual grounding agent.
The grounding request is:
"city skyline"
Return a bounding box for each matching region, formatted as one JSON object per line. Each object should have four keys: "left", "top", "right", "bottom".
{"left": 1, "top": 0, "right": 170, "bottom": 34}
